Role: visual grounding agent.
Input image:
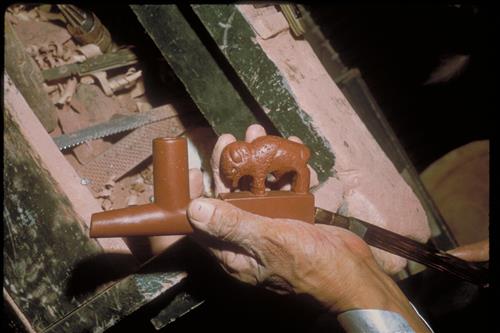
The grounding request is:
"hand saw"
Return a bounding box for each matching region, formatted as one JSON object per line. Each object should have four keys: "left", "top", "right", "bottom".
{"left": 53, "top": 104, "right": 179, "bottom": 150}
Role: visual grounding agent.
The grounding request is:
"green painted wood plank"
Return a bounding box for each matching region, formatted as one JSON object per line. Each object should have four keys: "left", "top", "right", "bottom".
{"left": 191, "top": 5, "right": 335, "bottom": 182}
{"left": 130, "top": 5, "right": 257, "bottom": 140}
{"left": 3, "top": 108, "right": 107, "bottom": 331}
{"left": 44, "top": 271, "right": 186, "bottom": 333}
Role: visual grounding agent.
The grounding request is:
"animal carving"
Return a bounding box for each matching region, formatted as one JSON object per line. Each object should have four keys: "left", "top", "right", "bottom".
{"left": 220, "top": 135, "right": 311, "bottom": 195}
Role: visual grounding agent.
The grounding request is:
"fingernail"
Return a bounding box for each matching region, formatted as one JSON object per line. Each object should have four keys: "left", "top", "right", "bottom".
{"left": 188, "top": 199, "right": 215, "bottom": 225}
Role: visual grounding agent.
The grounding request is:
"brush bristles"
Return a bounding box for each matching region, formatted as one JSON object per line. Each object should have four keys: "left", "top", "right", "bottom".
{"left": 361, "top": 223, "right": 488, "bottom": 287}
{"left": 314, "top": 208, "right": 488, "bottom": 287}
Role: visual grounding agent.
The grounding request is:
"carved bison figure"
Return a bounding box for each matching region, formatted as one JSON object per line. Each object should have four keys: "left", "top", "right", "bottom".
{"left": 220, "top": 135, "right": 311, "bottom": 195}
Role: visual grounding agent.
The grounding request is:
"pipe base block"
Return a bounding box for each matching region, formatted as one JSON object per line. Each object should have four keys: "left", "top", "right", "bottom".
{"left": 219, "top": 191, "right": 314, "bottom": 223}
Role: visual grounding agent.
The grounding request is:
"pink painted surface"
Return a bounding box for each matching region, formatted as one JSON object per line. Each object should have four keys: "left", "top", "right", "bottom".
{"left": 13, "top": 20, "right": 71, "bottom": 47}
{"left": 4, "top": 73, "right": 132, "bottom": 255}
{"left": 238, "top": 6, "right": 431, "bottom": 274}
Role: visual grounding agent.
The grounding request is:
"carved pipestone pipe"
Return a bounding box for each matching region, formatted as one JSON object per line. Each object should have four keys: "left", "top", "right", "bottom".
{"left": 89, "top": 137, "right": 488, "bottom": 287}
{"left": 90, "top": 135, "right": 315, "bottom": 237}
{"left": 220, "top": 135, "right": 311, "bottom": 196}
{"left": 89, "top": 137, "right": 193, "bottom": 237}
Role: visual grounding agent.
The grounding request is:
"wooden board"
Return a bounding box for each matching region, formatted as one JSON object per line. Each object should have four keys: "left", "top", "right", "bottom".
{"left": 4, "top": 101, "right": 111, "bottom": 330}
{"left": 131, "top": 5, "right": 335, "bottom": 183}
{"left": 3, "top": 74, "right": 188, "bottom": 332}
{"left": 191, "top": 5, "right": 335, "bottom": 182}
{"left": 130, "top": 5, "right": 258, "bottom": 140}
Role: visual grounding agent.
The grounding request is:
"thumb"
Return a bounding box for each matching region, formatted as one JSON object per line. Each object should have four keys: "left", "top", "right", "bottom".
{"left": 187, "top": 198, "right": 267, "bottom": 247}
{"left": 188, "top": 168, "right": 204, "bottom": 199}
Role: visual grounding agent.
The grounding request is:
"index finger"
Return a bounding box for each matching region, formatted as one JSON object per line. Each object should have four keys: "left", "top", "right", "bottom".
{"left": 211, "top": 134, "right": 236, "bottom": 196}
{"left": 245, "top": 124, "right": 267, "bottom": 142}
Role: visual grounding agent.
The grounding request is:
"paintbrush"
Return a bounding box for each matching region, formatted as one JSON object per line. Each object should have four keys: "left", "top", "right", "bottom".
{"left": 314, "top": 207, "right": 489, "bottom": 287}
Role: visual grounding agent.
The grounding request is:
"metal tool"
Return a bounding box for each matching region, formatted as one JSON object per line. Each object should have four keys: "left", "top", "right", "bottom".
{"left": 53, "top": 105, "right": 179, "bottom": 150}
{"left": 80, "top": 115, "right": 186, "bottom": 193}
{"left": 42, "top": 48, "right": 138, "bottom": 82}
{"left": 57, "top": 5, "right": 113, "bottom": 53}
{"left": 314, "top": 207, "right": 489, "bottom": 287}
{"left": 278, "top": 4, "right": 306, "bottom": 37}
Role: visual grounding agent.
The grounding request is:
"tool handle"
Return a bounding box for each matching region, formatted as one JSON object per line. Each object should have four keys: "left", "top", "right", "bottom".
{"left": 358, "top": 218, "right": 489, "bottom": 287}
{"left": 315, "top": 208, "right": 489, "bottom": 287}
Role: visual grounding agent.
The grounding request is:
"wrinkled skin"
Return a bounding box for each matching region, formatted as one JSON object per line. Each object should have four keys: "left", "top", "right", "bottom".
{"left": 146, "top": 124, "right": 484, "bottom": 331}
{"left": 186, "top": 125, "right": 432, "bottom": 332}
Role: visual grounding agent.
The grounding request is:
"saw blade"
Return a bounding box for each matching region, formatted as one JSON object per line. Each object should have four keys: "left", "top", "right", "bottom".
{"left": 53, "top": 104, "right": 178, "bottom": 150}
{"left": 80, "top": 116, "right": 186, "bottom": 193}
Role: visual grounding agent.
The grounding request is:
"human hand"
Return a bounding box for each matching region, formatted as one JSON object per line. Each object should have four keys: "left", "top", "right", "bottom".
{"left": 187, "top": 198, "right": 431, "bottom": 332}
{"left": 210, "top": 124, "right": 411, "bottom": 275}
{"left": 447, "top": 239, "right": 489, "bottom": 262}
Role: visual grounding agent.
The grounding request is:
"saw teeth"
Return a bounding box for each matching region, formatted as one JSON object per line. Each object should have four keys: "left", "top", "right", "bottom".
{"left": 53, "top": 106, "right": 178, "bottom": 150}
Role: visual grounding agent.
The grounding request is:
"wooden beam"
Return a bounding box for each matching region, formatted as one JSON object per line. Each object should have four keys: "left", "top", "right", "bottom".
{"left": 4, "top": 73, "right": 131, "bottom": 255}
{"left": 191, "top": 5, "right": 335, "bottom": 182}
{"left": 4, "top": 74, "right": 187, "bottom": 331}
{"left": 130, "top": 5, "right": 257, "bottom": 140}
{"left": 131, "top": 5, "right": 335, "bottom": 182}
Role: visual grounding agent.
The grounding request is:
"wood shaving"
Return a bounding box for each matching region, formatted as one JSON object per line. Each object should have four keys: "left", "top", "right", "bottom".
{"left": 127, "top": 195, "right": 139, "bottom": 206}
{"left": 45, "top": 54, "right": 57, "bottom": 68}
{"left": 80, "top": 76, "right": 95, "bottom": 85}
{"left": 140, "top": 167, "right": 154, "bottom": 185}
{"left": 101, "top": 198, "right": 113, "bottom": 210}
{"left": 130, "top": 182, "right": 146, "bottom": 193}
{"left": 34, "top": 55, "right": 46, "bottom": 69}
{"left": 96, "top": 188, "right": 112, "bottom": 198}
{"left": 43, "top": 83, "right": 58, "bottom": 94}
{"left": 52, "top": 41, "right": 64, "bottom": 57}
{"left": 56, "top": 77, "right": 78, "bottom": 106}
{"left": 77, "top": 44, "right": 102, "bottom": 59}
{"left": 90, "top": 71, "right": 113, "bottom": 96}
{"left": 12, "top": 4, "right": 179, "bottom": 217}
{"left": 119, "top": 69, "right": 142, "bottom": 88}
{"left": 25, "top": 45, "right": 39, "bottom": 56}
{"left": 108, "top": 69, "right": 142, "bottom": 93}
